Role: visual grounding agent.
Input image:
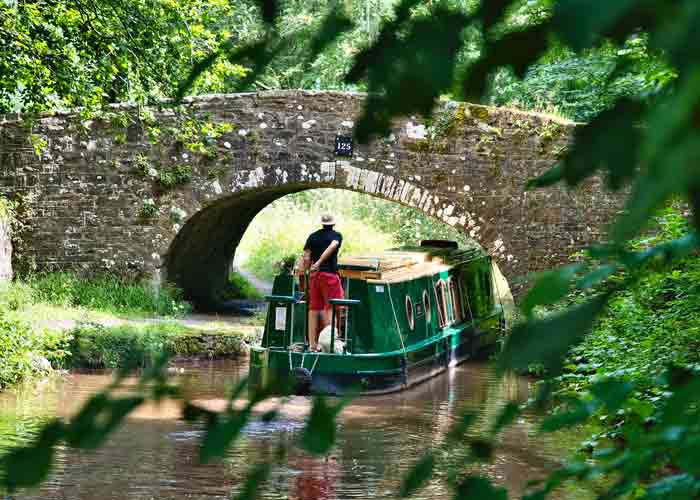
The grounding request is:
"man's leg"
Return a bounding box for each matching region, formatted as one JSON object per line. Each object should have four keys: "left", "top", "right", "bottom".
{"left": 308, "top": 273, "right": 321, "bottom": 350}
{"left": 319, "top": 307, "right": 331, "bottom": 332}
{"left": 308, "top": 309, "right": 320, "bottom": 350}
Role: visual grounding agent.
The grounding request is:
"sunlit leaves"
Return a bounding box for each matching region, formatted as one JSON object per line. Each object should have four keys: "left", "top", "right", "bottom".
{"left": 500, "top": 294, "right": 609, "bottom": 375}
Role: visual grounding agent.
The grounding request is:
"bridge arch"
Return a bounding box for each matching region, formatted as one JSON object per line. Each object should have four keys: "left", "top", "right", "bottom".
{"left": 0, "top": 90, "right": 624, "bottom": 304}
{"left": 165, "top": 164, "right": 498, "bottom": 307}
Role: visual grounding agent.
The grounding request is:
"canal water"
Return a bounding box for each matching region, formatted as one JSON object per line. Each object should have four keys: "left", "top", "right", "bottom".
{"left": 0, "top": 360, "right": 592, "bottom": 500}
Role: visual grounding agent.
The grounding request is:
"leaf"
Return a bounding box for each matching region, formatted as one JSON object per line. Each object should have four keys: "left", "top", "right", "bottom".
{"left": 200, "top": 407, "right": 253, "bottom": 463}
{"left": 540, "top": 399, "right": 593, "bottom": 432}
{"left": 499, "top": 294, "right": 609, "bottom": 375}
{"left": 558, "top": 99, "right": 644, "bottom": 191}
{"left": 644, "top": 474, "right": 699, "bottom": 500}
{"left": 589, "top": 379, "right": 633, "bottom": 412}
{"left": 476, "top": 0, "right": 516, "bottom": 31}
{"left": 175, "top": 43, "right": 231, "bottom": 102}
{"left": 300, "top": 395, "right": 349, "bottom": 455}
{"left": 455, "top": 475, "right": 508, "bottom": 500}
{"left": 65, "top": 395, "right": 144, "bottom": 449}
{"left": 399, "top": 453, "right": 434, "bottom": 497}
{"left": 553, "top": 0, "right": 654, "bottom": 51}
{"left": 525, "top": 163, "right": 564, "bottom": 190}
{"left": 345, "top": 0, "right": 422, "bottom": 83}
{"left": 1, "top": 421, "right": 63, "bottom": 492}
{"left": 305, "top": 5, "right": 354, "bottom": 65}
{"left": 349, "top": 5, "right": 469, "bottom": 142}
{"left": 489, "top": 401, "right": 520, "bottom": 436}
{"left": 520, "top": 264, "right": 583, "bottom": 317}
{"left": 470, "top": 439, "right": 493, "bottom": 460}
{"left": 254, "top": 0, "right": 278, "bottom": 25}
{"left": 576, "top": 264, "right": 619, "bottom": 290}
{"left": 462, "top": 21, "right": 552, "bottom": 102}
{"left": 446, "top": 411, "right": 476, "bottom": 443}
{"left": 232, "top": 463, "right": 272, "bottom": 500}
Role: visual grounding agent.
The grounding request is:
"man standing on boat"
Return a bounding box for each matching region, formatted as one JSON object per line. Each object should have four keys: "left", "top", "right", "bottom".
{"left": 303, "top": 213, "right": 344, "bottom": 351}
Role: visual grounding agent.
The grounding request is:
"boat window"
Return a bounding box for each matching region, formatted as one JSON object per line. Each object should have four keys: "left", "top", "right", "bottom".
{"left": 434, "top": 279, "right": 448, "bottom": 328}
{"left": 445, "top": 277, "right": 454, "bottom": 324}
{"left": 422, "top": 290, "right": 431, "bottom": 324}
{"left": 405, "top": 295, "right": 415, "bottom": 331}
{"left": 448, "top": 277, "right": 463, "bottom": 324}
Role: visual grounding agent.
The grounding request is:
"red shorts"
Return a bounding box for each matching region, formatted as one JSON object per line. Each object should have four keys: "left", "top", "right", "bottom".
{"left": 309, "top": 272, "right": 344, "bottom": 311}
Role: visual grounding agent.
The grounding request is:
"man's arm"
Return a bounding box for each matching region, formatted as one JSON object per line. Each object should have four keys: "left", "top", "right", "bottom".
{"left": 302, "top": 249, "right": 312, "bottom": 271}
{"left": 310, "top": 240, "right": 339, "bottom": 271}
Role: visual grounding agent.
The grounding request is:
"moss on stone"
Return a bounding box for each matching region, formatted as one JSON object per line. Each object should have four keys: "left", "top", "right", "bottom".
{"left": 469, "top": 105, "right": 490, "bottom": 121}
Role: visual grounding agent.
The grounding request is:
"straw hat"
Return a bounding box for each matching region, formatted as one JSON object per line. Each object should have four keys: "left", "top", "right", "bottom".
{"left": 319, "top": 213, "right": 336, "bottom": 226}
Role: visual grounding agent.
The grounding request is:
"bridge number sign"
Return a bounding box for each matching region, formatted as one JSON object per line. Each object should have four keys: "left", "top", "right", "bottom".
{"left": 335, "top": 135, "right": 353, "bottom": 157}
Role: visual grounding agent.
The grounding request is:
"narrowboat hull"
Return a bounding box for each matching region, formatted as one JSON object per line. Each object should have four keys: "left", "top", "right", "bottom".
{"left": 249, "top": 310, "right": 503, "bottom": 396}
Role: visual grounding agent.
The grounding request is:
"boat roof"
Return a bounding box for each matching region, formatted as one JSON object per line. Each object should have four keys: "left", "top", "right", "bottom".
{"left": 338, "top": 244, "right": 487, "bottom": 284}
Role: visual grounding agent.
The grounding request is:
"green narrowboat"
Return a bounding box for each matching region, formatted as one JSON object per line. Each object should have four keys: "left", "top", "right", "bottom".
{"left": 249, "top": 241, "right": 505, "bottom": 395}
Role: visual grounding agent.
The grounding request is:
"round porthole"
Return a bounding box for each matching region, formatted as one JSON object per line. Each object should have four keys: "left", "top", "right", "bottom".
{"left": 405, "top": 295, "right": 415, "bottom": 331}
{"left": 423, "top": 290, "right": 431, "bottom": 322}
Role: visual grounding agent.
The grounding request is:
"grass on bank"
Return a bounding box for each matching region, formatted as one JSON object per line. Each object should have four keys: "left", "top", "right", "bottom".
{"left": 0, "top": 272, "right": 261, "bottom": 390}
{"left": 17, "top": 272, "right": 192, "bottom": 317}
{"left": 216, "top": 271, "right": 264, "bottom": 301}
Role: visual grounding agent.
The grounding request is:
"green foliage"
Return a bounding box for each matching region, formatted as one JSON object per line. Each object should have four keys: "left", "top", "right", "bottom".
{"left": 0, "top": 0, "right": 248, "bottom": 115}
{"left": 216, "top": 271, "right": 263, "bottom": 301}
{"left": 0, "top": 313, "right": 71, "bottom": 389}
{"left": 238, "top": 189, "right": 395, "bottom": 280}
{"left": 139, "top": 198, "right": 158, "bottom": 218}
{"left": 6, "top": 0, "right": 700, "bottom": 498}
{"left": 157, "top": 164, "right": 193, "bottom": 189}
{"left": 300, "top": 395, "right": 349, "bottom": 455}
{"left": 67, "top": 323, "right": 243, "bottom": 369}
{"left": 26, "top": 272, "right": 191, "bottom": 317}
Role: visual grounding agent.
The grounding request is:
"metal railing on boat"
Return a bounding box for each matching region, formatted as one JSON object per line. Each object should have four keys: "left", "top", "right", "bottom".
{"left": 329, "top": 298, "right": 361, "bottom": 354}
{"left": 264, "top": 294, "right": 361, "bottom": 354}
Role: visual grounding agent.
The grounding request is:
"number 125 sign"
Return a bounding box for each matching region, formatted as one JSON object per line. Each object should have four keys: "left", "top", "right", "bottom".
{"left": 334, "top": 135, "right": 353, "bottom": 157}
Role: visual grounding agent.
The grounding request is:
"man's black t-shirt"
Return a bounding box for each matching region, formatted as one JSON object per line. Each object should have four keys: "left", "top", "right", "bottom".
{"left": 304, "top": 227, "right": 343, "bottom": 273}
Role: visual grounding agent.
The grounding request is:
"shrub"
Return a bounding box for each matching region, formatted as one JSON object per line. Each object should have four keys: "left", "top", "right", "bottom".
{"left": 216, "top": 271, "right": 263, "bottom": 301}
{"left": 0, "top": 314, "right": 71, "bottom": 389}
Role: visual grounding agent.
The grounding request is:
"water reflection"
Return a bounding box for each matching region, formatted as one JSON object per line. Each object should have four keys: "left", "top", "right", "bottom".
{"left": 0, "top": 360, "right": 589, "bottom": 499}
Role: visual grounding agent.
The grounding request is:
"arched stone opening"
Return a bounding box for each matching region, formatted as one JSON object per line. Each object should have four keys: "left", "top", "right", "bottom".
{"left": 165, "top": 182, "right": 514, "bottom": 314}
{"left": 166, "top": 184, "right": 307, "bottom": 308}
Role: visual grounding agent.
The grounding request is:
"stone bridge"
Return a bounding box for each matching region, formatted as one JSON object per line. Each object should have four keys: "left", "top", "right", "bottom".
{"left": 0, "top": 91, "right": 622, "bottom": 307}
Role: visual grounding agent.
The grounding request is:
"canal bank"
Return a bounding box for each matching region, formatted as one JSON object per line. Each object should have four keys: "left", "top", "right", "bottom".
{"left": 0, "top": 314, "right": 255, "bottom": 391}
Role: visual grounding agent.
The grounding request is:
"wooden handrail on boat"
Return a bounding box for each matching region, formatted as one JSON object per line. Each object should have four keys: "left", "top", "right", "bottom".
{"left": 329, "top": 298, "right": 361, "bottom": 354}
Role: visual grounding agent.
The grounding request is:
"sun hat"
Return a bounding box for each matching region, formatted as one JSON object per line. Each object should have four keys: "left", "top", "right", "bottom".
{"left": 319, "top": 213, "right": 336, "bottom": 226}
